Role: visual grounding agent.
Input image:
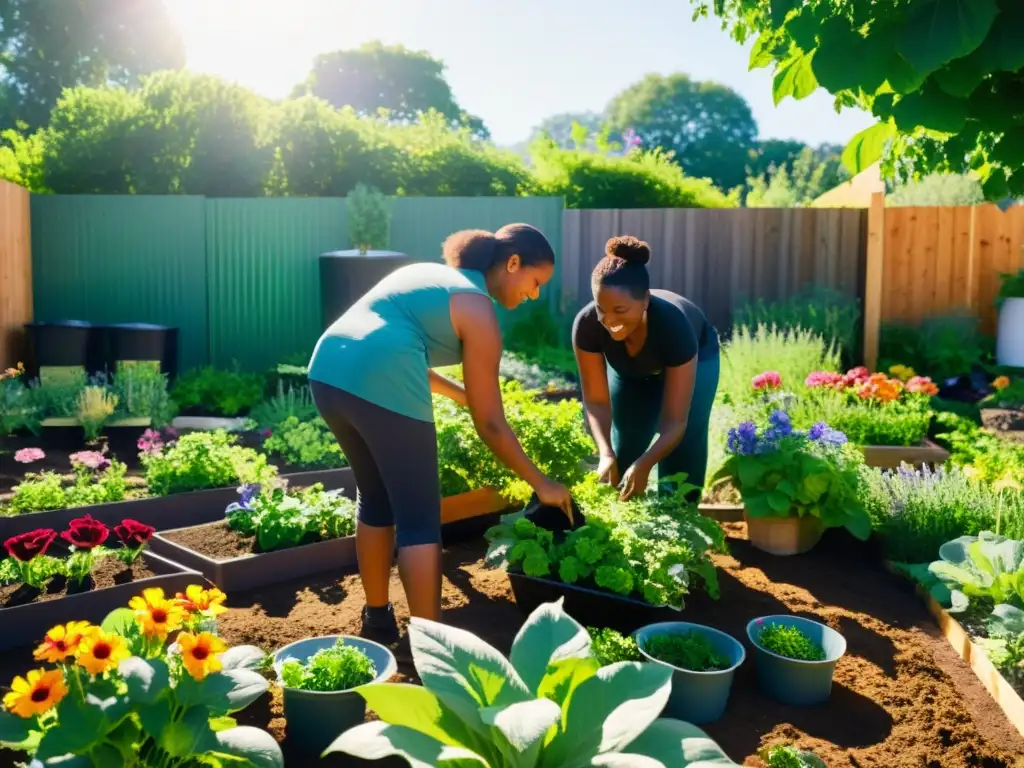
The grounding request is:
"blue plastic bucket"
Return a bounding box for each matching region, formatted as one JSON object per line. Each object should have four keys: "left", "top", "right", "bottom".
{"left": 746, "top": 615, "right": 846, "bottom": 706}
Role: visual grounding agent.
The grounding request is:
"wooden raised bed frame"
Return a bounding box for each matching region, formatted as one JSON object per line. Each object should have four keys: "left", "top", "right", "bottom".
{"left": 860, "top": 439, "right": 950, "bottom": 469}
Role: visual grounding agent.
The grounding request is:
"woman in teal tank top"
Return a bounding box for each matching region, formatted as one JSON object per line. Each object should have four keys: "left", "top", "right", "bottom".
{"left": 308, "top": 223, "right": 572, "bottom": 649}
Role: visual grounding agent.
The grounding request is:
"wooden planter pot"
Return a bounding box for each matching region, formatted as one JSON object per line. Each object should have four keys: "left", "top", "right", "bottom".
{"left": 860, "top": 439, "right": 950, "bottom": 470}
{"left": 744, "top": 512, "right": 823, "bottom": 556}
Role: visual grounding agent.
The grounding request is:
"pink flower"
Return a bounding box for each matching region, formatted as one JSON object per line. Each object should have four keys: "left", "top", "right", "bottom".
{"left": 843, "top": 367, "right": 870, "bottom": 387}
{"left": 137, "top": 428, "right": 164, "bottom": 455}
{"left": 906, "top": 376, "right": 938, "bottom": 396}
{"left": 262, "top": 428, "right": 272, "bottom": 439}
{"left": 805, "top": 371, "right": 844, "bottom": 389}
{"left": 14, "top": 448, "right": 45, "bottom": 463}
{"left": 70, "top": 450, "right": 110, "bottom": 471}
{"left": 752, "top": 371, "right": 782, "bottom": 391}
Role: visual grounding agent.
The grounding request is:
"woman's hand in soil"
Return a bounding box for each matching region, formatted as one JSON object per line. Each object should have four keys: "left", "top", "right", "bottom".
{"left": 618, "top": 459, "right": 652, "bottom": 501}
{"left": 597, "top": 454, "right": 620, "bottom": 486}
{"left": 535, "top": 477, "right": 574, "bottom": 524}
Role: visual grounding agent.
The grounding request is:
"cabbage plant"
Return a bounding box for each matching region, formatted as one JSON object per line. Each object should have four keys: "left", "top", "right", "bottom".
{"left": 928, "top": 531, "right": 1024, "bottom": 613}
{"left": 325, "top": 598, "right": 738, "bottom": 767}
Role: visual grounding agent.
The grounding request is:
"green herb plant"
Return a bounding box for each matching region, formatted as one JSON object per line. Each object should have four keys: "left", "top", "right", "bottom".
{"left": 170, "top": 365, "right": 267, "bottom": 417}
{"left": 347, "top": 182, "right": 390, "bottom": 253}
{"left": 760, "top": 744, "right": 826, "bottom": 768}
{"left": 981, "top": 605, "right": 1024, "bottom": 691}
{"left": 249, "top": 381, "right": 317, "bottom": 431}
{"left": 280, "top": 639, "right": 377, "bottom": 692}
{"left": 0, "top": 364, "right": 41, "bottom": 435}
{"left": 5, "top": 459, "right": 129, "bottom": 515}
{"left": 586, "top": 627, "right": 641, "bottom": 666}
{"left": 756, "top": 623, "right": 826, "bottom": 662}
{"left": 262, "top": 415, "right": 346, "bottom": 469}
{"left": 141, "top": 430, "right": 275, "bottom": 496}
{"left": 325, "top": 598, "right": 740, "bottom": 767}
{"left": 997, "top": 269, "right": 1024, "bottom": 306}
{"left": 113, "top": 362, "right": 177, "bottom": 426}
{"left": 226, "top": 483, "right": 356, "bottom": 552}
{"left": 642, "top": 632, "right": 730, "bottom": 672}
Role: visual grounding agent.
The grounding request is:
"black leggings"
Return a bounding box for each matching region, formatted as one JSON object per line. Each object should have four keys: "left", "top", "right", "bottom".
{"left": 310, "top": 381, "right": 441, "bottom": 548}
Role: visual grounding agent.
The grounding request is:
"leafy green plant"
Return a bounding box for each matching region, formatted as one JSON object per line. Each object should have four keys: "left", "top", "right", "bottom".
{"left": 280, "top": 639, "right": 377, "bottom": 692}
{"left": 262, "top": 415, "right": 346, "bottom": 469}
{"left": 880, "top": 315, "right": 987, "bottom": 381}
{"left": 755, "top": 623, "right": 826, "bottom": 662}
{"left": 586, "top": 627, "right": 640, "bottom": 666}
{"left": 641, "top": 632, "right": 730, "bottom": 672}
{"left": 712, "top": 410, "right": 871, "bottom": 539}
{"left": 997, "top": 269, "right": 1024, "bottom": 306}
{"left": 170, "top": 365, "right": 267, "bottom": 417}
{"left": 347, "top": 182, "right": 391, "bottom": 253}
{"left": 6, "top": 458, "right": 129, "bottom": 515}
{"left": 141, "top": 430, "right": 275, "bottom": 496}
{"left": 823, "top": 396, "right": 932, "bottom": 447}
{"left": 248, "top": 381, "right": 317, "bottom": 431}
{"left": 226, "top": 483, "right": 356, "bottom": 552}
{"left": 76, "top": 385, "right": 118, "bottom": 441}
{"left": 935, "top": 411, "right": 1024, "bottom": 486}
{"left": 325, "top": 598, "right": 740, "bottom": 767}
{"left": 761, "top": 744, "right": 826, "bottom": 768}
{"left": 0, "top": 363, "right": 41, "bottom": 435}
{"left": 113, "top": 362, "right": 177, "bottom": 426}
{"left": 485, "top": 474, "right": 726, "bottom": 608}
{"left": 982, "top": 377, "right": 1024, "bottom": 409}
{"left": 982, "top": 605, "right": 1024, "bottom": 691}
{"left": 927, "top": 531, "right": 1024, "bottom": 614}
{"left": 28, "top": 368, "right": 87, "bottom": 419}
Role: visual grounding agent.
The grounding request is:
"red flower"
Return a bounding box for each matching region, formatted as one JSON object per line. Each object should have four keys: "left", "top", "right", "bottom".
{"left": 114, "top": 519, "right": 155, "bottom": 548}
{"left": 752, "top": 371, "right": 782, "bottom": 390}
{"left": 60, "top": 515, "right": 109, "bottom": 550}
{"left": 4, "top": 529, "right": 57, "bottom": 562}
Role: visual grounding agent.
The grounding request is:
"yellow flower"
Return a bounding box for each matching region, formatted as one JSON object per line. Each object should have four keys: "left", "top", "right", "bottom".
{"left": 77, "top": 629, "right": 130, "bottom": 676}
{"left": 888, "top": 364, "right": 916, "bottom": 381}
{"left": 34, "top": 621, "right": 92, "bottom": 663}
{"left": 3, "top": 669, "right": 68, "bottom": 718}
{"left": 176, "top": 585, "right": 228, "bottom": 617}
{"left": 994, "top": 473, "right": 1022, "bottom": 494}
{"left": 129, "top": 587, "right": 186, "bottom": 639}
{"left": 177, "top": 632, "right": 228, "bottom": 681}
{"left": 993, "top": 376, "right": 1011, "bottom": 391}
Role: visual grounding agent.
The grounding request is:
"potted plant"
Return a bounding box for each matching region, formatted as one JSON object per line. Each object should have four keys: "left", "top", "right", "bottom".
{"left": 996, "top": 269, "right": 1024, "bottom": 368}
{"left": 713, "top": 410, "right": 871, "bottom": 555}
{"left": 347, "top": 182, "right": 391, "bottom": 254}
{"left": 634, "top": 621, "right": 745, "bottom": 724}
{"left": 746, "top": 615, "right": 846, "bottom": 705}
{"left": 273, "top": 634, "right": 397, "bottom": 754}
{"left": 324, "top": 597, "right": 741, "bottom": 766}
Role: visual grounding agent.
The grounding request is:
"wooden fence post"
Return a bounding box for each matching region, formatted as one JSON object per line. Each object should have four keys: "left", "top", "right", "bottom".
{"left": 0, "top": 179, "right": 33, "bottom": 369}
{"left": 863, "top": 191, "right": 885, "bottom": 371}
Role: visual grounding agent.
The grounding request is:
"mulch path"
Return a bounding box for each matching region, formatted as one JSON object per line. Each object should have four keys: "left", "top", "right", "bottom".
{"left": 2, "top": 525, "right": 1023, "bottom": 767}
{"left": 0, "top": 556, "right": 155, "bottom": 608}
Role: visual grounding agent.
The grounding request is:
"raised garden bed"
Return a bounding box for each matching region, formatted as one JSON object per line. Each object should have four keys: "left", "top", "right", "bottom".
{"left": 699, "top": 503, "right": 745, "bottom": 523}
{"left": 0, "top": 549, "right": 199, "bottom": 652}
{"left": 860, "top": 438, "right": 950, "bottom": 469}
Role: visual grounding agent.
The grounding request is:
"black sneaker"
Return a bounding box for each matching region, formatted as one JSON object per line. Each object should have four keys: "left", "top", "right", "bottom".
{"left": 360, "top": 604, "right": 415, "bottom": 666}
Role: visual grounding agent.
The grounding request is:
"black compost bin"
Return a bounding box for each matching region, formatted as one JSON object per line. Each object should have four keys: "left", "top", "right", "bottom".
{"left": 24, "top": 320, "right": 102, "bottom": 379}
{"left": 320, "top": 250, "right": 415, "bottom": 330}
{"left": 100, "top": 323, "right": 179, "bottom": 380}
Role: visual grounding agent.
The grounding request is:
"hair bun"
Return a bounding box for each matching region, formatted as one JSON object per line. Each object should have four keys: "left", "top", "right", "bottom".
{"left": 606, "top": 235, "right": 651, "bottom": 266}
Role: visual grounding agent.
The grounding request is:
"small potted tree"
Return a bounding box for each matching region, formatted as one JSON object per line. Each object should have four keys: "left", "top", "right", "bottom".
{"left": 746, "top": 615, "right": 846, "bottom": 705}
{"left": 712, "top": 410, "right": 871, "bottom": 555}
{"left": 273, "top": 634, "right": 397, "bottom": 754}
{"left": 996, "top": 269, "right": 1024, "bottom": 368}
{"left": 348, "top": 182, "right": 391, "bottom": 254}
{"left": 634, "top": 621, "right": 745, "bottom": 724}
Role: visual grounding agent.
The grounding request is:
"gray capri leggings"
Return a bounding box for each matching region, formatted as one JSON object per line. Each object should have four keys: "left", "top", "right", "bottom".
{"left": 309, "top": 380, "right": 442, "bottom": 548}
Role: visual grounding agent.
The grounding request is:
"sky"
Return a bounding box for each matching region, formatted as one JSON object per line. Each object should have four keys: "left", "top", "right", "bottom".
{"left": 164, "top": 0, "right": 876, "bottom": 149}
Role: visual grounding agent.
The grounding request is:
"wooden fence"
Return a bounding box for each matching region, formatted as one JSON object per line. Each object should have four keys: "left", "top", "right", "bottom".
{"left": 0, "top": 179, "right": 32, "bottom": 369}
{"left": 863, "top": 193, "right": 1024, "bottom": 370}
{"left": 559, "top": 207, "right": 867, "bottom": 332}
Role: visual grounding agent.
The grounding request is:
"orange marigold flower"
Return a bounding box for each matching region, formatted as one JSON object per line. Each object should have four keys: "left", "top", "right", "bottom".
{"left": 3, "top": 669, "right": 68, "bottom": 718}
{"left": 34, "top": 620, "right": 92, "bottom": 663}
{"left": 77, "top": 629, "right": 130, "bottom": 676}
{"left": 129, "top": 587, "right": 186, "bottom": 639}
{"left": 177, "top": 632, "right": 228, "bottom": 681}
{"left": 993, "top": 376, "right": 1011, "bottom": 391}
{"left": 906, "top": 376, "right": 939, "bottom": 396}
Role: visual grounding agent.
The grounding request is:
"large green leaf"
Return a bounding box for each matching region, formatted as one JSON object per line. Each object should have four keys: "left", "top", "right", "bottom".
{"left": 479, "top": 698, "right": 561, "bottom": 754}
{"left": 897, "top": 0, "right": 999, "bottom": 77}
{"left": 219, "top": 646, "right": 268, "bottom": 672}
{"left": 324, "top": 721, "right": 489, "bottom": 767}
{"left": 357, "top": 682, "right": 485, "bottom": 753}
{"left": 174, "top": 669, "right": 268, "bottom": 715}
{"left": 100, "top": 608, "right": 145, "bottom": 656}
{"left": 767, "top": 491, "right": 791, "bottom": 515}
{"left": 408, "top": 616, "right": 531, "bottom": 728}
{"left": 809, "top": 19, "right": 866, "bottom": 92}
{"left": 535, "top": 657, "right": 600, "bottom": 711}
{"left": 0, "top": 709, "right": 32, "bottom": 745}
{"left": 933, "top": 54, "right": 988, "bottom": 98}
{"left": 160, "top": 705, "right": 216, "bottom": 758}
{"left": 623, "top": 718, "right": 739, "bottom": 766}
{"left": 772, "top": 52, "right": 817, "bottom": 105}
{"left": 748, "top": 34, "right": 775, "bottom": 70}
{"left": 842, "top": 121, "right": 895, "bottom": 173}
{"left": 118, "top": 657, "right": 168, "bottom": 704}
{"left": 784, "top": 7, "right": 819, "bottom": 52}
{"left": 973, "top": 4, "right": 1024, "bottom": 72}
{"left": 770, "top": 0, "right": 797, "bottom": 26}
{"left": 843, "top": 508, "right": 872, "bottom": 542}
{"left": 509, "top": 598, "right": 591, "bottom": 694}
{"left": 591, "top": 755, "right": 664, "bottom": 768}
{"left": 891, "top": 88, "right": 969, "bottom": 134}
{"left": 543, "top": 662, "right": 672, "bottom": 767}
{"left": 988, "top": 605, "right": 1024, "bottom": 638}
{"left": 209, "top": 726, "right": 285, "bottom": 768}
{"left": 736, "top": 458, "right": 767, "bottom": 489}
{"left": 35, "top": 694, "right": 129, "bottom": 760}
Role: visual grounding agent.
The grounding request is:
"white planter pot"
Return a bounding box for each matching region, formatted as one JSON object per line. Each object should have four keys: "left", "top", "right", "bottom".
{"left": 996, "top": 297, "right": 1024, "bottom": 368}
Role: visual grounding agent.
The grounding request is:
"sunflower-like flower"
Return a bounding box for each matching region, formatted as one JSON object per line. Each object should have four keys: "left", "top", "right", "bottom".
{"left": 176, "top": 584, "right": 228, "bottom": 617}
{"left": 77, "top": 629, "right": 130, "bottom": 676}
{"left": 33, "top": 621, "right": 93, "bottom": 663}
{"left": 3, "top": 669, "right": 68, "bottom": 718}
{"left": 177, "top": 632, "right": 228, "bottom": 681}
{"left": 129, "top": 587, "right": 185, "bottom": 639}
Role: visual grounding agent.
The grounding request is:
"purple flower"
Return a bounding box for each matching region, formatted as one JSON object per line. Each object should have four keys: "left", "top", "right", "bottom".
{"left": 727, "top": 421, "right": 759, "bottom": 455}
{"left": 14, "top": 447, "right": 45, "bottom": 463}
{"left": 808, "top": 422, "right": 826, "bottom": 440}
{"left": 765, "top": 410, "right": 793, "bottom": 440}
{"left": 237, "top": 484, "right": 261, "bottom": 508}
{"left": 622, "top": 127, "right": 641, "bottom": 149}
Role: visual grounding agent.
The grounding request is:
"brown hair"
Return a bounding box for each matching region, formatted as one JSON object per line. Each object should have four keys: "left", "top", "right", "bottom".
{"left": 442, "top": 223, "right": 555, "bottom": 272}
{"left": 591, "top": 235, "right": 651, "bottom": 298}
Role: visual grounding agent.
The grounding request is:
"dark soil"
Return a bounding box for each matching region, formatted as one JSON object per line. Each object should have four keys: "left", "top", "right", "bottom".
{"left": 0, "top": 556, "right": 154, "bottom": 608}
{"left": 163, "top": 521, "right": 257, "bottom": 560}
{"left": 2, "top": 525, "right": 1023, "bottom": 767}
{"left": 981, "top": 408, "right": 1024, "bottom": 444}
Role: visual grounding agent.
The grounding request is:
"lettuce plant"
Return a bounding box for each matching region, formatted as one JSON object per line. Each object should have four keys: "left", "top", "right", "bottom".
{"left": 225, "top": 483, "right": 356, "bottom": 551}
{"left": 280, "top": 640, "right": 376, "bottom": 692}
{"left": 927, "top": 531, "right": 1024, "bottom": 613}
{"left": 142, "top": 430, "right": 275, "bottom": 496}
{"left": 325, "top": 598, "right": 739, "bottom": 767}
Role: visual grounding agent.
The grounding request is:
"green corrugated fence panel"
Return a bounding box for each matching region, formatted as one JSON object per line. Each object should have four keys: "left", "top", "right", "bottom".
{"left": 30, "top": 195, "right": 209, "bottom": 371}
{"left": 388, "top": 196, "right": 564, "bottom": 323}
{"left": 205, "top": 198, "right": 348, "bottom": 371}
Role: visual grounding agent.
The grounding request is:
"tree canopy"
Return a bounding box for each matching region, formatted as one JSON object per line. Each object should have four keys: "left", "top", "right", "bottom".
{"left": 292, "top": 41, "right": 489, "bottom": 139}
{"left": 0, "top": 0, "right": 184, "bottom": 129}
{"left": 690, "top": 0, "right": 1024, "bottom": 199}
{"left": 605, "top": 73, "right": 758, "bottom": 191}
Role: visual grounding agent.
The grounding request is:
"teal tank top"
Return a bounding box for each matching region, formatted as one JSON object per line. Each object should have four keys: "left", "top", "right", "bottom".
{"left": 308, "top": 263, "right": 490, "bottom": 422}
